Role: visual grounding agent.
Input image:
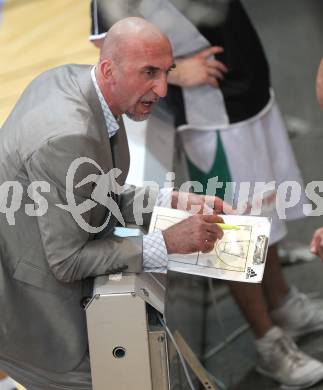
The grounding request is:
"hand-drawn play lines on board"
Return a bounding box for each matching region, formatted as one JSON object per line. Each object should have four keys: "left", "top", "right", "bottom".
{"left": 153, "top": 213, "right": 254, "bottom": 272}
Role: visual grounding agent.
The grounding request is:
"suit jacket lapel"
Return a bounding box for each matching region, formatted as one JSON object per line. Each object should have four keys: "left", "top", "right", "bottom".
{"left": 110, "top": 117, "right": 130, "bottom": 185}
{"left": 76, "top": 66, "right": 114, "bottom": 171}
{"left": 76, "top": 67, "right": 130, "bottom": 183}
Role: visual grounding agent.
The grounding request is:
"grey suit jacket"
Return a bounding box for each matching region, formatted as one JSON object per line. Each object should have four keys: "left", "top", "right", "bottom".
{"left": 0, "top": 65, "right": 157, "bottom": 372}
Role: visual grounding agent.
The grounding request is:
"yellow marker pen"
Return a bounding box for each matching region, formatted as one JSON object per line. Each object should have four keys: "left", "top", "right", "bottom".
{"left": 216, "top": 223, "right": 240, "bottom": 230}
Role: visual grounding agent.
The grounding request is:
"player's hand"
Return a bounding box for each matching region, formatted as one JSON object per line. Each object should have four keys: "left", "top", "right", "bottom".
{"left": 171, "top": 191, "right": 235, "bottom": 215}
{"left": 168, "top": 46, "right": 228, "bottom": 88}
{"left": 162, "top": 214, "right": 224, "bottom": 254}
{"left": 316, "top": 59, "right": 323, "bottom": 109}
{"left": 310, "top": 227, "right": 323, "bottom": 260}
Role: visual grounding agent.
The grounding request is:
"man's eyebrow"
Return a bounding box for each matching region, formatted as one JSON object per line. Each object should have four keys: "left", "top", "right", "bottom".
{"left": 143, "top": 64, "right": 176, "bottom": 73}
{"left": 143, "top": 65, "right": 159, "bottom": 72}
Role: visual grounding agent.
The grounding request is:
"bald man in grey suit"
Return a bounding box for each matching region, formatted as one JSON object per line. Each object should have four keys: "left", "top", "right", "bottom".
{"left": 0, "top": 18, "right": 225, "bottom": 389}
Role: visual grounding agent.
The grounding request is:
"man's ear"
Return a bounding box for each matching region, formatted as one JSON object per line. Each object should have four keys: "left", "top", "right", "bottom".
{"left": 100, "top": 59, "right": 113, "bottom": 82}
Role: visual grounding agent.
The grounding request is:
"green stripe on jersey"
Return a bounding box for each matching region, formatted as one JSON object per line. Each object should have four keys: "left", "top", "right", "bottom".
{"left": 185, "top": 131, "right": 232, "bottom": 199}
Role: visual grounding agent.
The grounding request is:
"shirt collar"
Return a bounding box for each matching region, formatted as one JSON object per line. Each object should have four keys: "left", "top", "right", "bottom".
{"left": 90, "top": 66, "right": 119, "bottom": 138}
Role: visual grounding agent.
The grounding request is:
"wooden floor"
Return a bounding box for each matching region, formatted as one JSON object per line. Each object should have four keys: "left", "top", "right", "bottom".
{"left": 0, "top": 0, "right": 98, "bottom": 126}
{"left": 0, "top": 1, "right": 97, "bottom": 387}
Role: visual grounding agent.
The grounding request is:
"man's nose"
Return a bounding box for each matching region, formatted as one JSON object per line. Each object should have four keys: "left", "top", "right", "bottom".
{"left": 153, "top": 74, "right": 168, "bottom": 98}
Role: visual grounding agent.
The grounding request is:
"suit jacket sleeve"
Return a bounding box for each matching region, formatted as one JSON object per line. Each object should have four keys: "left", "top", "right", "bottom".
{"left": 24, "top": 133, "right": 144, "bottom": 282}
{"left": 119, "top": 184, "right": 159, "bottom": 230}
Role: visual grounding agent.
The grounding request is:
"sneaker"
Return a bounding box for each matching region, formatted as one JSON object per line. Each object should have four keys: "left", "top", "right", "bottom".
{"left": 256, "top": 326, "right": 323, "bottom": 389}
{"left": 271, "top": 286, "right": 323, "bottom": 339}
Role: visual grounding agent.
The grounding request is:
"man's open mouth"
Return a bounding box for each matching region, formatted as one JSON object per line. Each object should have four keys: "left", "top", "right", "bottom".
{"left": 141, "top": 101, "right": 154, "bottom": 108}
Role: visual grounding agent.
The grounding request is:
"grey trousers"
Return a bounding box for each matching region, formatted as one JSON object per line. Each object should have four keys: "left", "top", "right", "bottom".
{"left": 0, "top": 353, "right": 92, "bottom": 390}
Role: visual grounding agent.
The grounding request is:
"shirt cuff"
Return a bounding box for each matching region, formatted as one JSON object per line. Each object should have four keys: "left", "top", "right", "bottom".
{"left": 143, "top": 230, "right": 168, "bottom": 273}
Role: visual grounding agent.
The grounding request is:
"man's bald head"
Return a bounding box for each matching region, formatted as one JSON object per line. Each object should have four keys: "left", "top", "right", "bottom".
{"left": 99, "top": 17, "right": 172, "bottom": 64}
{"left": 95, "top": 16, "right": 174, "bottom": 120}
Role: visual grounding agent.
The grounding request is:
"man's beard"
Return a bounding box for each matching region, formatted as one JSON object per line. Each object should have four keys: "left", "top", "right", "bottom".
{"left": 125, "top": 111, "right": 150, "bottom": 122}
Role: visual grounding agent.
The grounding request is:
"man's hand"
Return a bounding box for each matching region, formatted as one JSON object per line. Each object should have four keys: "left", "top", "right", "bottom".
{"left": 168, "top": 46, "right": 228, "bottom": 88}
{"left": 310, "top": 227, "right": 323, "bottom": 260}
{"left": 162, "top": 214, "right": 224, "bottom": 254}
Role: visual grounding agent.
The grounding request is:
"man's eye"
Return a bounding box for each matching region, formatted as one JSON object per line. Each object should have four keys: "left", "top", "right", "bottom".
{"left": 145, "top": 69, "right": 156, "bottom": 76}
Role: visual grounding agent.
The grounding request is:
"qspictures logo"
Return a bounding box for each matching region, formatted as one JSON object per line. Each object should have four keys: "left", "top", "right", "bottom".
{"left": 0, "top": 157, "right": 323, "bottom": 233}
